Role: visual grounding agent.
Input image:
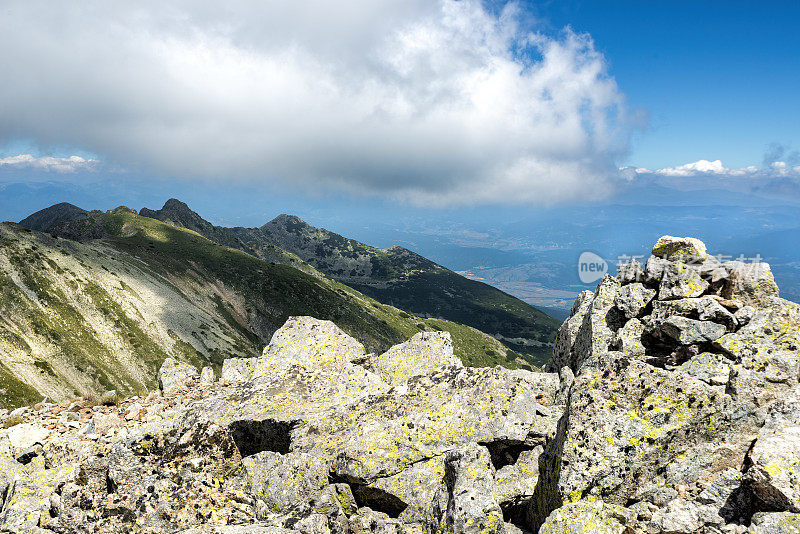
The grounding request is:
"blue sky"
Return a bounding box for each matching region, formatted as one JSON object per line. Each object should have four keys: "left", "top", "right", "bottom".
{"left": 1, "top": 1, "right": 799, "bottom": 313}
{"left": 1, "top": 0, "right": 799, "bottom": 208}
{"left": 527, "top": 0, "right": 800, "bottom": 169}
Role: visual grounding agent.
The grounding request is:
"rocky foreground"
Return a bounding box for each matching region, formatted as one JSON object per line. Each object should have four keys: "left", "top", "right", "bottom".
{"left": 1, "top": 236, "right": 800, "bottom": 534}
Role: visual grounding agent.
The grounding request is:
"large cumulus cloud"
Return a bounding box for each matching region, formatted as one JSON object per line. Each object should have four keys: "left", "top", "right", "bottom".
{"left": 0, "top": 0, "right": 634, "bottom": 205}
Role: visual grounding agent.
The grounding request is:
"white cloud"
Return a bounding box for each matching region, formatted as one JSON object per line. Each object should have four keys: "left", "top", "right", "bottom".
{"left": 626, "top": 159, "right": 797, "bottom": 179}
{"left": 767, "top": 160, "right": 800, "bottom": 177}
{"left": 655, "top": 159, "right": 727, "bottom": 176}
{"left": 0, "top": 154, "right": 98, "bottom": 173}
{"left": 0, "top": 0, "right": 634, "bottom": 206}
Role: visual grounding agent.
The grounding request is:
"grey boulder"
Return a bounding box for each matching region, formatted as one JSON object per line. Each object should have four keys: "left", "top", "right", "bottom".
{"left": 659, "top": 316, "right": 727, "bottom": 345}
{"left": 616, "top": 259, "right": 644, "bottom": 285}
{"left": 614, "top": 283, "right": 656, "bottom": 319}
{"left": 723, "top": 260, "right": 780, "bottom": 307}
{"left": 652, "top": 235, "right": 708, "bottom": 262}
{"left": 659, "top": 262, "right": 710, "bottom": 300}
{"left": 157, "top": 357, "right": 199, "bottom": 393}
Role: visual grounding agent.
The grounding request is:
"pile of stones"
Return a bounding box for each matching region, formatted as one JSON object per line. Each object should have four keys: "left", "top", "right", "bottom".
{"left": 1, "top": 235, "right": 798, "bottom": 534}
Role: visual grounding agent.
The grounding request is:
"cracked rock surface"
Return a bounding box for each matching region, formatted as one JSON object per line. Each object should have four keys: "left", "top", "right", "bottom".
{"left": 0, "top": 318, "right": 558, "bottom": 533}
{"left": 1, "top": 235, "right": 799, "bottom": 534}
{"left": 537, "top": 235, "right": 800, "bottom": 534}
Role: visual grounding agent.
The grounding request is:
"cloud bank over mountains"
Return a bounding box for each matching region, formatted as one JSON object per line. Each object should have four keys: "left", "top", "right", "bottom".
{"left": 0, "top": 155, "right": 99, "bottom": 173}
{"left": 626, "top": 158, "right": 800, "bottom": 179}
{"left": 0, "top": 0, "right": 633, "bottom": 205}
{"left": 617, "top": 155, "right": 800, "bottom": 207}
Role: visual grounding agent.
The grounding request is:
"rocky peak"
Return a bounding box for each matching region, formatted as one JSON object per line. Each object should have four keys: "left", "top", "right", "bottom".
{"left": 140, "top": 198, "right": 208, "bottom": 229}
{"left": 551, "top": 235, "right": 786, "bottom": 375}
{"left": 265, "top": 213, "right": 313, "bottom": 232}
{"left": 535, "top": 235, "right": 799, "bottom": 532}
{"left": 162, "top": 198, "right": 191, "bottom": 211}
{"left": 18, "top": 202, "right": 88, "bottom": 232}
{"left": 139, "top": 198, "right": 246, "bottom": 250}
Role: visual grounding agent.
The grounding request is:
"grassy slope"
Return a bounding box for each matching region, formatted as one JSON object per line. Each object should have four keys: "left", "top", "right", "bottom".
{"left": 348, "top": 271, "right": 560, "bottom": 362}
{"left": 0, "top": 210, "right": 533, "bottom": 408}
{"left": 137, "top": 206, "right": 559, "bottom": 364}
{"left": 0, "top": 223, "right": 241, "bottom": 408}
{"left": 100, "top": 209, "right": 527, "bottom": 365}
{"left": 259, "top": 216, "right": 561, "bottom": 363}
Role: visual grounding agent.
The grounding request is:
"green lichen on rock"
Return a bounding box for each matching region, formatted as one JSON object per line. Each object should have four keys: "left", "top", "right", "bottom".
{"left": 652, "top": 235, "right": 708, "bottom": 262}
{"left": 539, "top": 500, "right": 628, "bottom": 534}
{"left": 0, "top": 316, "right": 562, "bottom": 532}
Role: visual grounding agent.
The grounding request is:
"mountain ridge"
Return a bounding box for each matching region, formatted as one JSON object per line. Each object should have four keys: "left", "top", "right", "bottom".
{"left": 136, "top": 199, "right": 560, "bottom": 362}
{"left": 1, "top": 206, "right": 530, "bottom": 408}
{"left": 19, "top": 202, "right": 88, "bottom": 233}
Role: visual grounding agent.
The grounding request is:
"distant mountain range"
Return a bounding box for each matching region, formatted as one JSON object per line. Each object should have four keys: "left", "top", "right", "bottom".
{"left": 137, "top": 199, "right": 560, "bottom": 360}
{"left": 0, "top": 201, "right": 559, "bottom": 407}
{"left": 3, "top": 178, "right": 798, "bottom": 312}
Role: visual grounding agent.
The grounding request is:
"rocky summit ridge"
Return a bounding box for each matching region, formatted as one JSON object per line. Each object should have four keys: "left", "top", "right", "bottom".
{"left": 1, "top": 236, "right": 799, "bottom": 534}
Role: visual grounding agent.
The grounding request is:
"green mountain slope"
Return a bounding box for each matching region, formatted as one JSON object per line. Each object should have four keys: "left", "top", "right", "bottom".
{"left": 139, "top": 199, "right": 319, "bottom": 275}
{"left": 139, "top": 200, "right": 561, "bottom": 363}
{"left": 1, "top": 207, "right": 529, "bottom": 408}
{"left": 260, "top": 216, "right": 561, "bottom": 361}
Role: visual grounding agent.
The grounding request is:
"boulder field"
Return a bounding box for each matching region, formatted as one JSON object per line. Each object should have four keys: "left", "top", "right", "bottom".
{"left": 1, "top": 236, "right": 799, "bottom": 534}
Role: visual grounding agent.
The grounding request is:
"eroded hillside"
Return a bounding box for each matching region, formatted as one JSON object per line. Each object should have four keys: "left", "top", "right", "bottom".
{"left": 0, "top": 208, "right": 528, "bottom": 408}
